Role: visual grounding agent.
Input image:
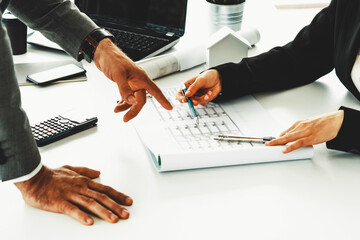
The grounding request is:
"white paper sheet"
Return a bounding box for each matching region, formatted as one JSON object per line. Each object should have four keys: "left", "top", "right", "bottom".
{"left": 133, "top": 87, "right": 314, "bottom": 172}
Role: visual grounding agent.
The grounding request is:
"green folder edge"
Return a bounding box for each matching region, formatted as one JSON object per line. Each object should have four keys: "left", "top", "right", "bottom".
{"left": 146, "top": 146, "right": 161, "bottom": 169}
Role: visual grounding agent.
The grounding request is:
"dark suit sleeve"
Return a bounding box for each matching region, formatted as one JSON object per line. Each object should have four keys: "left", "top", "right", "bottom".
{"left": 213, "top": 0, "right": 337, "bottom": 101}
{"left": 7, "top": 0, "right": 98, "bottom": 60}
{"left": 326, "top": 107, "right": 360, "bottom": 154}
{"left": 0, "top": 21, "right": 41, "bottom": 181}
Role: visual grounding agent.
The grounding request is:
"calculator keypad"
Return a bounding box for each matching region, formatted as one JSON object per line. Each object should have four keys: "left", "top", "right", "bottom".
{"left": 31, "top": 116, "right": 78, "bottom": 142}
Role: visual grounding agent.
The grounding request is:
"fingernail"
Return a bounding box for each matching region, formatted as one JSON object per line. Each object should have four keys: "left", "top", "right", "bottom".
{"left": 185, "top": 90, "right": 191, "bottom": 96}
{"left": 111, "top": 214, "right": 119, "bottom": 221}
{"left": 204, "top": 95, "right": 209, "bottom": 101}
{"left": 121, "top": 209, "right": 130, "bottom": 218}
{"left": 125, "top": 197, "right": 133, "bottom": 205}
{"left": 86, "top": 218, "right": 93, "bottom": 225}
{"left": 208, "top": 91, "right": 212, "bottom": 96}
{"left": 127, "top": 95, "right": 136, "bottom": 104}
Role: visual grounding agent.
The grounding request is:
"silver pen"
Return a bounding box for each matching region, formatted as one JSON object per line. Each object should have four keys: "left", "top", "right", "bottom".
{"left": 214, "top": 135, "right": 276, "bottom": 143}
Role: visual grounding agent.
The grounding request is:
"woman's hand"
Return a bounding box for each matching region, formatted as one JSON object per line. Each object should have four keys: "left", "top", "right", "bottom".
{"left": 176, "top": 70, "right": 222, "bottom": 106}
{"left": 265, "top": 110, "right": 344, "bottom": 153}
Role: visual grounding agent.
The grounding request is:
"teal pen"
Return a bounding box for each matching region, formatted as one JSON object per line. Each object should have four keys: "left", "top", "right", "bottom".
{"left": 181, "top": 88, "right": 199, "bottom": 125}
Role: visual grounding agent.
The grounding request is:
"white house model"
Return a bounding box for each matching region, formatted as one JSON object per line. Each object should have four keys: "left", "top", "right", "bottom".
{"left": 206, "top": 27, "right": 251, "bottom": 68}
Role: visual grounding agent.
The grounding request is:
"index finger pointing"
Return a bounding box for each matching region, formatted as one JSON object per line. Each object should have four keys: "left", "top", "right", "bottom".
{"left": 145, "top": 81, "right": 173, "bottom": 110}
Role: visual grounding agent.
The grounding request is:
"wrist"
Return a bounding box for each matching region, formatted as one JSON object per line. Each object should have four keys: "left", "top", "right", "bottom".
{"left": 6, "top": 162, "right": 43, "bottom": 183}
{"left": 93, "top": 38, "right": 123, "bottom": 65}
{"left": 14, "top": 165, "right": 49, "bottom": 192}
{"left": 80, "top": 28, "right": 116, "bottom": 63}
{"left": 94, "top": 38, "right": 137, "bottom": 78}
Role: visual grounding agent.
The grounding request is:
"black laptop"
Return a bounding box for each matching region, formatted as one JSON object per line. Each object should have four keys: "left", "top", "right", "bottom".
{"left": 75, "top": 0, "right": 188, "bottom": 61}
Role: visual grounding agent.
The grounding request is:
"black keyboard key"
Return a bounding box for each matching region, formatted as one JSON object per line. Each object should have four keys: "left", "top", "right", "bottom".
{"left": 105, "top": 27, "right": 169, "bottom": 52}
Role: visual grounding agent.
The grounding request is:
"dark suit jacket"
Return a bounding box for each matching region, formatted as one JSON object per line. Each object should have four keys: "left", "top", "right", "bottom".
{"left": 213, "top": 0, "right": 360, "bottom": 153}
{"left": 0, "top": 0, "right": 97, "bottom": 181}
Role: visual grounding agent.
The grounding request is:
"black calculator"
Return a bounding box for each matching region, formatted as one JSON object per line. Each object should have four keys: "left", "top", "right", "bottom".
{"left": 31, "top": 114, "right": 98, "bottom": 147}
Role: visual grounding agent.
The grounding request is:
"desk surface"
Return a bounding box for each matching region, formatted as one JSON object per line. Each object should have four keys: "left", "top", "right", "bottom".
{"left": 2, "top": 1, "right": 360, "bottom": 240}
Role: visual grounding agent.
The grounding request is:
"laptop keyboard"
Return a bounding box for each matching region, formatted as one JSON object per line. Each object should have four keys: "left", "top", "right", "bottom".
{"left": 147, "top": 87, "right": 254, "bottom": 151}
{"left": 106, "top": 27, "right": 170, "bottom": 52}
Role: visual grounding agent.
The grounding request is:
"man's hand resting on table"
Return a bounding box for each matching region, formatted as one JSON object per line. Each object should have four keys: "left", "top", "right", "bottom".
{"left": 94, "top": 38, "right": 173, "bottom": 122}
{"left": 14, "top": 165, "right": 132, "bottom": 225}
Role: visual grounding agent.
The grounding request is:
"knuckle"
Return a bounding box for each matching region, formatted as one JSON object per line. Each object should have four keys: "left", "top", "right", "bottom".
{"left": 300, "top": 121, "right": 311, "bottom": 128}
{"left": 78, "top": 175, "right": 90, "bottom": 184}
{"left": 293, "top": 120, "right": 301, "bottom": 126}
{"left": 60, "top": 202, "right": 76, "bottom": 214}
{"left": 62, "top": 165, "right": 71, "bottom": 169}
{"left": 101, "top": 185, "right": 112, "bottom": 193}
{"left": 280, "top": 135, "right": 289, "bottom": 141}
{"left": 296, "top": 139, "right": 305, "bottom": 146}
{"left": 84, "top": 198, "right": 96, "bottom": 206}
{"left": 297, "top": 122, "right": 306, "bottom": 129}
{"left": 303, "top": 128, "right": 312, "bottom": 135}
{"left": 97, "top": 193, "right": 108, "bottom": 201}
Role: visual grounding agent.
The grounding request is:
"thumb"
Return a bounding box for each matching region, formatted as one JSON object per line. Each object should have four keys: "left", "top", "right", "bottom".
{"left": 186, "top": 76, "right": 206, "bottom": 97}
{"left": 116, "top": 79, "right": 136, "bottom": 105}
{"left": 62, "top": 165, "right": 101, "bottom": 179}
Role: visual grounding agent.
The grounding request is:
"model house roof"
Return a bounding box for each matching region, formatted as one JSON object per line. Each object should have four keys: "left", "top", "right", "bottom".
{"left": 206, "top": 27, "right": 251, "bottom": 68}
{"left": 207, "top": 26, "right": 251, "bottom": 50}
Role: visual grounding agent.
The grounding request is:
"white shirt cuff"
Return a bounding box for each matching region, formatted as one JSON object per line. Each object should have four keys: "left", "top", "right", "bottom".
{"left": 2, "top": 162, "right": 43, "bottom": 183}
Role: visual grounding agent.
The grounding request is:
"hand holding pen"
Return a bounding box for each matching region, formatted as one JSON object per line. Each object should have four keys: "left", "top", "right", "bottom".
{"left": 176, "top": 70, "right": 222, "bottom": 106}
{"left": 181, "top": 87, "right": 199, "bottom": 125}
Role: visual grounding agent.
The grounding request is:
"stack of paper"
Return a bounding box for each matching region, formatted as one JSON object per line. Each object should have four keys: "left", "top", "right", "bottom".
{"left": 274, "top": 0, "right": 330, "bottom": 9}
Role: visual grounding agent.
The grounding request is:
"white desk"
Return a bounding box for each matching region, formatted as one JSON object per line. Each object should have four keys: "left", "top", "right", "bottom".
{"left": 2, "top": 1, "right": 360, "bottom": 239}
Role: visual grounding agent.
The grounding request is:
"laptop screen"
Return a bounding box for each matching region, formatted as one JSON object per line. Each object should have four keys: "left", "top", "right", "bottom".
{"left": 75, "top": 0, "right": 187, "bottom": 36}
